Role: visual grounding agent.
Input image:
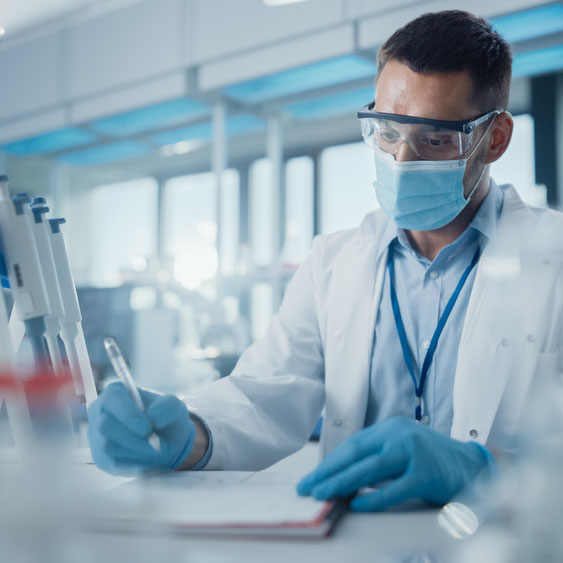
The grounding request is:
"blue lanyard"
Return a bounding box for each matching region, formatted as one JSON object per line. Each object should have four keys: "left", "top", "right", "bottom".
{"left": 387, "top": 244, "right": 480, "bottom": 421}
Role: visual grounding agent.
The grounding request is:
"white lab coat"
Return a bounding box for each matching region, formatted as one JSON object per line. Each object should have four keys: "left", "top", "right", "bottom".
{"left": 185, "top": 184, "right": 563, "bottom": 470}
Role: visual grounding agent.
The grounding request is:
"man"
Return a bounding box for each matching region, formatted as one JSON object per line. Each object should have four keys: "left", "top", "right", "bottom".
{"left": 88, "top": 11, "right": 563, "bottom": 511}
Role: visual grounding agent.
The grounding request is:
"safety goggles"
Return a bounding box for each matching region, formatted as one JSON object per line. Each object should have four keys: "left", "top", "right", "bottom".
{"left": 357, "top": 102, "right": 500, "bottom": 160}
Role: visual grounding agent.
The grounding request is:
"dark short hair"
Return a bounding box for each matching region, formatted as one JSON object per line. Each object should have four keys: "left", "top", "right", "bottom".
{"left": 377, "top": 10, "right": 512, "bottom": 112}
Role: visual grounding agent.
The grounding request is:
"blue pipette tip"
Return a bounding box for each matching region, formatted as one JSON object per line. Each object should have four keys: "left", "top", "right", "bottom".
{"left": 49, "top": 218, "right": 66, "bottom": 233}
{"left": 32, "top": 205, "right": 50, "bottom": 223}
{"left": 12, "top": 194, "right": 31, "bottom": 215}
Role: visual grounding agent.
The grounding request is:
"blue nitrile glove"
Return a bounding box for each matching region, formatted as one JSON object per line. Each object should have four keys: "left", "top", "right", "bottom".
{"left": 87, "top": 382, "right": 196, "bottom": 475}
{"left": 297, "top": 416, "right": 496, "bottom": 511}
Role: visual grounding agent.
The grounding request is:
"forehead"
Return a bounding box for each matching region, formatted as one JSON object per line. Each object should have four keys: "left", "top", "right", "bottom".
{"left": 374, "top": 60, "right": 477, "bottom": 121}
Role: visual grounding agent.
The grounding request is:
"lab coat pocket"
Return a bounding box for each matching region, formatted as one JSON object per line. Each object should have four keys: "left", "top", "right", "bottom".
{"left": 488, "top": 352, "right": 556, "bottom": 452}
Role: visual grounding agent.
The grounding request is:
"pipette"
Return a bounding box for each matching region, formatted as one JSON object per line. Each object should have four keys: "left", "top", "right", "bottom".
{"left": 48, "top": 218, "right": 98, "bottom": 406}
{"left": 103, "top": 336, "right": 160, "bottom": 452}
{"left": 28, "top": 204, "right": 66, "bottom": 376}
{"left": 0, "top": 179, "right": 51, "bottom": 368}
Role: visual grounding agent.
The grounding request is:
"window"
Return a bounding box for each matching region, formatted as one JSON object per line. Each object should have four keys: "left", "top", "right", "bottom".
{"left": 89, "top": 178, "right": 158, "bottom": 285}
{"left": 320, "top": 141, "right": 378, "bottom": 234}
{"left": 283, "top": 156, "right": 314, "bottom": 265}
{"left": 164, "top": 170, "right": 239, "bottom": 289}
{"left": 251, "top": 283, "right": 274, "bottom": 341}
{"left": 490, "top": 114, "right": 546, "bottom": 206}
{"left": 250, "top": 158, "right": 275, "bottom": 266}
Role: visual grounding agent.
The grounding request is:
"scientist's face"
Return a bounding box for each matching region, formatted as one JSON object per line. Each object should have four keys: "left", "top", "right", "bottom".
{"left": 374, "top": 59, "right": 493, "bottom": 200}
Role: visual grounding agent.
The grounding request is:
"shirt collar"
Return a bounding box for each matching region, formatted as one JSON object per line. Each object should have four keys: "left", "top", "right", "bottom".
{"left": 376, "top": 179, "right": 505, "bottom": 259}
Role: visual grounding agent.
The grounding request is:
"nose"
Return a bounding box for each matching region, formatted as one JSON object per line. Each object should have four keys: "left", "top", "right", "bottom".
{"left": 394, "top": 140, "right": 418, "bottom": 162}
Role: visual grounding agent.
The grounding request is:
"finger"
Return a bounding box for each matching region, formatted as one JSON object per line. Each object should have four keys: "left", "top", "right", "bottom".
{"left": 146, "top": 395, "right": 188, "bottom": 430}
{"left": 138, "top": 387, "right": 161, "bottom": 408}
{"left": 97, "top": 410, "right": 160, "bottom": 458}
{"left": 100, "top": 382, "right": 152, "bottom": 437}
{"left": 103, "top": 439, "right": 164, "bottom": 466}
{"left": 311, "top": 451, "right": 405, "bottom": 500}
{"left": 91, "top": 447, "right": 157, "bottom": 477}
{"left": 350, "top": 474, "right": 416, "bottom": 512}
{"left": 298, "top": 428, "right": 385, "bottom": 495}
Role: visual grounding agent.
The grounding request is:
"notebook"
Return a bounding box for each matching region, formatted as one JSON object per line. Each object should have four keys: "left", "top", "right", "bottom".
{"left": 89, "top": 470, "right": 348, "bottom": 539}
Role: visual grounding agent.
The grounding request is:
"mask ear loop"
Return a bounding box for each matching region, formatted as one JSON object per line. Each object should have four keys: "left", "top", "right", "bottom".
{"left": 463, "top": 116, "right": 497, "bottom": 202}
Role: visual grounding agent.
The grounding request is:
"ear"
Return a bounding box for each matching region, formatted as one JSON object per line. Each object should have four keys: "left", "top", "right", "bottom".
{"left": 484, "top": 111, "right": 514, "bottom": 164}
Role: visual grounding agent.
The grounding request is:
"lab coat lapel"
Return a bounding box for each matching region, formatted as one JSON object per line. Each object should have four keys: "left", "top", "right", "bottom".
{"left": 323, "top": 230, "right": 386, "bottom": 454}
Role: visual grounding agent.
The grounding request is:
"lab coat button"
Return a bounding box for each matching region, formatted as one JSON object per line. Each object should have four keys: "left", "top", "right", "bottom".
{"left": 422, "top": 340, "right": 431, "bottom": 350}
{"left": 527, "top": 334, "right": 536, "bottom": 343}
{"left": 469, "top": 429, "right": 478, "bottom": 438}
{"left": 501, "top": 338, "right": 510, "bottom": 347}
{"left": 542, "top": 258, "right": 550, "bottom": 266}
{"left": 430, "top": 271, "right": 439, "bottom": 280}
{"left": 332, "top": 331, "right": 341, "bottom": 340}
{"left": 333, "top": 419, "right": 343, "bottom": 428}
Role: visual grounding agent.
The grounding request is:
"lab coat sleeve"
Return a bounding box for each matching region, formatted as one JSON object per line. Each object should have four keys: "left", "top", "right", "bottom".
{"left": 182, "top": 237, "right": 326, "bottom": 470}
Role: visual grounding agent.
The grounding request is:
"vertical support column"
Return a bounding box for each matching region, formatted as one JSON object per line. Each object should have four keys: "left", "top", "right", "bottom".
{"left": 531, "top": 75, "right": 558, "bottom": 207}
{"left": 313, "top": 150, "right": 322, "bottom": 236}
{"left": 267, "top": 114, "right": 284, "bottom": 307}
{"left": 267, "top": 114, "right": 284, "bottom": 260}
{"left": 556, "top": 73, "right": 563, "bottom": 210}
{"left": 156, "top": 177, "right": 166, "bottom": 264}
{"left": 49, "top": 161, "right": 62, "bottom": 214}
{"left": 213, "top": 101, "right": 227, "bottom": 292}
{"left": 238, "top": 163, "right": 251, "bottom": 321}
{"left": 0, "top": 152, "right": 7, "bottom": 177}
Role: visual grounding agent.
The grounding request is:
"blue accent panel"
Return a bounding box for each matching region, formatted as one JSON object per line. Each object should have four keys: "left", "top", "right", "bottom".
{"left": 58, "top": 141, "right": 152, "bottom": 166}
{"left": 1, "top": 128, "right": 97, "bottom": 156}
{"left": 285, "top": 86, "right": 375, "bottom": 119}
{"left": 89, "top": 98, "right": 210, "bottom": 137}
{"left": 490, "top": 5, "right": 563, "bottom": 43}
{"left": 512, "top": 44, "right": 563, "bottom": 78}
{"left": 223, "top": 55, "right": 378, "bottom": 103}
{"left": 151, "top": 114, "right": 265, "bottom": 146}
{"left": 31, "top": 197, "right": 47, "bottom": 207}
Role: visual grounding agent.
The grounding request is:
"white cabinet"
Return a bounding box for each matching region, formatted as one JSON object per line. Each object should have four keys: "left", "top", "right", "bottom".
{"left": 190, "top": 0, "right": 343, "bottom": 63}
{"left": 68, "top": 0, "right": 185, "bottom": 99}
{"left": 0, "top": 35, "right": 60, "bottom": 121}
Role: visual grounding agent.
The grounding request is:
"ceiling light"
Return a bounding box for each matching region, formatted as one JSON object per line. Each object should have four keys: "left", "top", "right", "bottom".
{"left": 263, "top": 0, "right": 310, "bottom": 6}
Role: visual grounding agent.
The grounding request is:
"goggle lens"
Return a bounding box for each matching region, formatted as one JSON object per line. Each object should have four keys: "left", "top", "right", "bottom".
{"left": 361, "top": 118, "right": 474, "bottom": 160}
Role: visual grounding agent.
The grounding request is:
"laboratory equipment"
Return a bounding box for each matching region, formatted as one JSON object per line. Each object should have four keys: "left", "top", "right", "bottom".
{"left": 103, "top": 336, "right": 160, "bottom": 451}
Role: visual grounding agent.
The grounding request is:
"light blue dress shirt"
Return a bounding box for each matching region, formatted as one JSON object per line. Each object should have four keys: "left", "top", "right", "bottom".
{"left": 364, "top": 182, "right": 505, "bottom": 435}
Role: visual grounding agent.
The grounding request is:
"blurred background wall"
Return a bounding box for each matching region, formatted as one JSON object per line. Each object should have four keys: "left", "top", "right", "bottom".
{"left": 0, "top": 0, "right": 561, "bottom": 392}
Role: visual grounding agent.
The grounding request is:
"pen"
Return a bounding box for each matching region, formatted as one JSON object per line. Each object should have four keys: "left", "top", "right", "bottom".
{"left": 103, "top": 336, "right": 161, "bottom": 452}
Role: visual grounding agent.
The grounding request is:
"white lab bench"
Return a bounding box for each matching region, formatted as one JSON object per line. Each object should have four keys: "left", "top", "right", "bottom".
{"left": 72, "top": 443, "right": 461, "bottom": 563}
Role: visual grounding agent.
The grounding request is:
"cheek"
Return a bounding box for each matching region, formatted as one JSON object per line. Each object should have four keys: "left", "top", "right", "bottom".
{"left": 462, "top": 151, "right": 488, "bottom": 198}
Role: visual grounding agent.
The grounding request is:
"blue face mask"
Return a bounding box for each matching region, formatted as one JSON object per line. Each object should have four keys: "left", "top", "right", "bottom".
{"left": 373, "top": 145, "right": 486, "bottom": 231}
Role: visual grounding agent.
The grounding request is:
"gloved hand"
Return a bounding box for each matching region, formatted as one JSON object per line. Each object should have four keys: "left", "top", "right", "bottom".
{"left": 87, "top": 382, "right": 196, "bottom": 475}
{"left": 297, "top": 416, "right": 496, "bottom": 511}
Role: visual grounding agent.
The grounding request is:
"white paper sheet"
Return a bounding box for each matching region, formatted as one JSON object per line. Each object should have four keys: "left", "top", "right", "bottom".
{"left": 104, "top": 471, "right": 329, "bottom": 528}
